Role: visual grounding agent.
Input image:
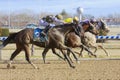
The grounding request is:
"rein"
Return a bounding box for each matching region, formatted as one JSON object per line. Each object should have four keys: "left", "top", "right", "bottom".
{"left": 83, "top": 24, "right": 98, "bottom": 35}
{"left": 71, "top": 23, "right": 81, "bottom": 37}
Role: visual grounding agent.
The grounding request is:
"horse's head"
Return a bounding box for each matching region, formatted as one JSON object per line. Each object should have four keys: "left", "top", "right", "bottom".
{"left": 88, "top": 22, "right": 99, "bottom": 35}
{"left": 81, "top": 21, "right": 99, "bottom": 35}
{"left": 97, "top": 19, "right": 110, "bottom": 33}
{"left": 72, "top": 22, "right": 85, "bottom": 37}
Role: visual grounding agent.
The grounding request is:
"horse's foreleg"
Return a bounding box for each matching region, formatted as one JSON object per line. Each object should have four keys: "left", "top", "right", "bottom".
{"left": 58, "top": 43, "right": 76, "bottom": 68}
{"left": 79, "top": 46, "right": 84, "bottom": 57}
{"left": 82, "top": 45, "right": 97, "bottom": 57}
{"left": 59, "top": 42, "right": 79, "bottom": 63}
{"left": 67, "top": 48, "right": 79, "bottom": 63}
{"left": 42, "top": 48, "right": 50, "bottom": 64}
{"left": 93, "top": 46, "right": 98, "bottom": 54}
{"left": 60, "top": 49, "right": 75, "bottom": 68}
{"left": 67, "top": 50, "right": 74, "bottom": 63}
{"left": 7, "top": 48, "right": 22, "bottom": 69}
{"left": 98, "top": 44, "right": 110, "bottom": 56}
{"left": 52, "top": 48, "right": 65, "bottom": 61}
{"left": 24, "top": 45, "right": 37, "bottom": 69}
{"left": 87, "top": 48, "right": 94, "bottom": 57}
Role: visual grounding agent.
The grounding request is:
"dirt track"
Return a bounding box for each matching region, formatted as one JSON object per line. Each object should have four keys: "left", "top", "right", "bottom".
{"left": 0, "top": 28, "right": 120, "bottom": 80}
{"left": 0, "top": 60, "right": 120, "bottom": 80}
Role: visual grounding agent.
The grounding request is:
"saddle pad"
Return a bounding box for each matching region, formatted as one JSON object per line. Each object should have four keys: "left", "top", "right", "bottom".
{"left": 33, "top": 28, "right": 47, "bottom": 42}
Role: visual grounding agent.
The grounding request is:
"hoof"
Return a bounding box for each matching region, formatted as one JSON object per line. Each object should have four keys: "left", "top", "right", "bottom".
{"left": 107, "top": 54, "right": 110, "bottom": 57}
{"left": 71, "top": 66, "right": 75, "bottom": 69}
{"left": 37, "top": 67, "right": 39, "bottom": 69}
{"left": 12, "top": 66, "right": 16, "bottom": 69}
{"left": 7, "top": 64, "right": 10, "bottom": 69}
{"left": 94, "top": 55, "right": 97, "bottom": 58}
{"left": 45, "top": 62, "right": 50, "bottom": 64}
{"left": 34, "top": 67, "right": 38, "bottom": 69}
{"left": 89, "top": 55, "right": 92, "bottom": 57}
{"left": 70, "top": 65, "right": 75, "bottom": 69}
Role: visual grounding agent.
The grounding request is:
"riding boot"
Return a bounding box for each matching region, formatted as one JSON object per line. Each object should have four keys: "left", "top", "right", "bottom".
{"left": 41, "top": 25, "right": 51, "bottom": 37}
{"left": 41, "top": 25, "right": 51, "bottom": 45}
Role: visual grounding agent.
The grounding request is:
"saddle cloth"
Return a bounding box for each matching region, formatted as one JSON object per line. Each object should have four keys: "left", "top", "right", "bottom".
{"left": 33, "top": 28, "right": 47, "bottom": 42}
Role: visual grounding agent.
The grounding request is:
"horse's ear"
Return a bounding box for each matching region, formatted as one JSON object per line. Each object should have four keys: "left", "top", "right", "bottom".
{"left": 100, "top": 19, "right": 106, "bottom": 25}
{"left": 89, "top": 21, "right": 93, "bottom": 26}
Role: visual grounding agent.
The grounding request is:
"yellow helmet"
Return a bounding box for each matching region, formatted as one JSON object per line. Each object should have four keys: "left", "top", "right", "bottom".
{"left": 73, "top": 16, "right": 79, "bottom": 21}
{"left": 64, "top": 18, "right": 73, "bottom": 23}
{"left": 55, "top": 14, "right": 63, "bottom": 20}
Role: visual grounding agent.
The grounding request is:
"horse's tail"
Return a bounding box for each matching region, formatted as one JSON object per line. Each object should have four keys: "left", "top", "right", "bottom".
{"left": 0, "top": 33, "right": 17, "bottom": 49}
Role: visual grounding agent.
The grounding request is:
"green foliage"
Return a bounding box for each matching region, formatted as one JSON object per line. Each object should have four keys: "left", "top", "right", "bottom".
{"left": 60, "top": 9, "right": 71, "bottom": 19}
{"left": 0, "top": 28, "right": 9, "bottom": 36}
{"left": 61, "top": 9, "right": 68, "bottom": 16}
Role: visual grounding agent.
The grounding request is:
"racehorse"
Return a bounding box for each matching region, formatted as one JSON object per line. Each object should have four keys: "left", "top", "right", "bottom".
{"left": 41, "top": 23, "right": 84, "bottom": 68}
{"left": 96, "top": 19, "right": 110, "bottom": 34}
{"left": 79, "top": 19, "right": 110, "bottom": 57}
{"left": 42, "top": 21, "right": 98, "bottom": 63}
{"left": 0, "top": 23, "right": 83, "bottom": 68}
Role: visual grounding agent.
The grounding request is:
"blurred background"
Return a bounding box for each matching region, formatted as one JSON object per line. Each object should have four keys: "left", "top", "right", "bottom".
{"left": 0, "top": 0, "right": 120, "bottom": 29}
{"left": 0, "top": 0, "right": 120, "bottom": 60}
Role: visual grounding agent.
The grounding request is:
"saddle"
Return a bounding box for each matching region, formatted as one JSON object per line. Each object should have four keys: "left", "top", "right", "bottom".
{"left": 33, "top": 28, "right": 48, "bottom": 42}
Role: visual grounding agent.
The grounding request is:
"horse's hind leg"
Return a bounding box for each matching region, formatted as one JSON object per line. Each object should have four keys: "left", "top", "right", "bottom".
{"left": 7, "top": 48, "right": 22, "bottom": 68}
{"left": 24, "top": 44, "right": 37, "bottom": 69}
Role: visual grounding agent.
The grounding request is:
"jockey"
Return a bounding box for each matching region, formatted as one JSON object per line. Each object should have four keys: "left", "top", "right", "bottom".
{"left": 39, "top": 14, "right": 65, "bottom": 36}
{"left": 80, "top": 19, "right": 90, "bottom": 31}
{"left": 90, "top": 18, "right": 100, "bottom": 30}
{"left": 80, "top": 19, "right": 91, "bottom": 44}
{"left": 90, "top": 18, "right": 97, "bottom": 24}
{"left": 64, "top": 17, "right": 73, "bottom": 23}
{"left": 64, "top": 16, "right": 79, "bottom": 24}
{"left": 90, "top": 18, "right": 98, "bottom": 27}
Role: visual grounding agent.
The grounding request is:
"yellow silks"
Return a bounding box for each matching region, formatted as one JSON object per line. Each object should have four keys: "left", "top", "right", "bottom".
{"left": 64, "top": 18, "right": 73, "bottom": 23}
